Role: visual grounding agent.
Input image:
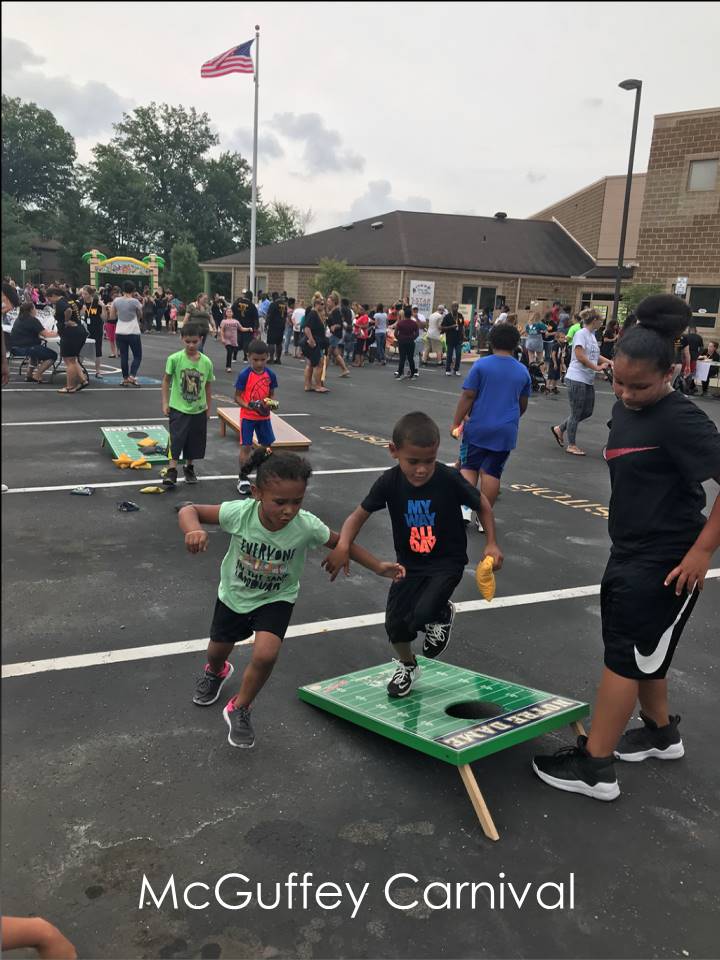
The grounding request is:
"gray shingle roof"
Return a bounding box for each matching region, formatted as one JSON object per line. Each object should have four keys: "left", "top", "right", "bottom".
{"left": 201, "top": 210, "right": 596, "bottom": 278}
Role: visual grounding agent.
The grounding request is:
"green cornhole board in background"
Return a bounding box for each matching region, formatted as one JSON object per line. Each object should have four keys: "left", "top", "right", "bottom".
{"left": 100, "top": 424, "right": 171, "bottom": 463}
{"left": 299, "top": 657, "right": 589, "bottom": 841}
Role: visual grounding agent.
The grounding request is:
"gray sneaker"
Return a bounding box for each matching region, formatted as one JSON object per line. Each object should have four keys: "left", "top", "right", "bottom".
{"left": 223, "top": 700, "right": 255, "bottom": 748}
{"left": 193, "top": 661, "right": 234, "bottom": 706}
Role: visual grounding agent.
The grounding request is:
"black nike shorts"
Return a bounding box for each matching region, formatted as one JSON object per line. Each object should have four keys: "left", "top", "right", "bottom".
{"left": 210, "top": 597, "right": 294, "bottom": 644}
{"left": 385, "top": 570, "right": 464, "bottom": 646}
{"left": 601, "top": 554, "right": 699, "bottom": 680}
{"left": 168, "top": 408, "right": 207, "bottom": 462}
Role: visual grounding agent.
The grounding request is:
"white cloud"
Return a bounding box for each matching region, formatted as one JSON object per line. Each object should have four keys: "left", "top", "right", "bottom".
{"left": 1, "top": 36, "right": 133, "bottom": 137}
{"left": 346, "top": 180, "right": 432, "bottom": 221}
{"left": 269, "top": 112, "right": 364, "bottom": 176}
{"left": 526, "top": 171, "right": 547, "bottom": 183}
{"left": 227, "top": 127, "right": 285, "bottom": 159}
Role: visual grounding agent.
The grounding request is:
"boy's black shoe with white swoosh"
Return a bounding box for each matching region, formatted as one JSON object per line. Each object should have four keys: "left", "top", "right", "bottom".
{"left": 532, "top": 736, "right": 620, "bottom": 801}
{"left": 423, "top": 602, "right": 456, "bottom": 659}
{"left": 387, "top": 659, "right": 421, "bottom": 698}
{"left": 614, "top": 712, "right": 684, "bottom": 762}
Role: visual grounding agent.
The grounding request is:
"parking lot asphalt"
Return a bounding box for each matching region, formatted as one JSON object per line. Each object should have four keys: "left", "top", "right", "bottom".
{"left": 2, "top": 333, "right": 718, "bottom": 959}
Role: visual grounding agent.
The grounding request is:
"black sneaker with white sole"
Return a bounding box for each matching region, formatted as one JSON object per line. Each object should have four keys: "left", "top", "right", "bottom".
{"left": 162, "top": 466, "right": 178, "bottom": 488}
{"left": 237, "top": 478, "right": 252, "bottom": 496}
{"left": 183, "top": 464, "right": 198, "bottom": 484}
{"left": 223, "top": 700, "right": 255, "bottom": 747}
{"left": 387, "top": 659, "right": 421, "bottom": 698}
{"left": 614, "top": 712, "right": 684, "bottom": 762}
{"left": 532, "top": 736, "right": 620, "bottom": 801}
{"left": 461, "top": 505, "right": 472, "bottom": 526}
{"left": 193, "top": 661, "right": 234, "bottom": 706}
{"left": 423, "top": 601, "right": 456, "bottom": 659}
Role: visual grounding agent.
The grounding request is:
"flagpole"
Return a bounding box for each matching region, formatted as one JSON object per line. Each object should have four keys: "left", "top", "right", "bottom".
{"left": 249, "top": 24, "right": 260, "bottom": 298}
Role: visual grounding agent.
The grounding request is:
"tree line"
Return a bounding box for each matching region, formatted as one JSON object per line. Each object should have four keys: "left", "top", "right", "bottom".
{"left": 1, "top": 95, "right": 311, "bottom": 288}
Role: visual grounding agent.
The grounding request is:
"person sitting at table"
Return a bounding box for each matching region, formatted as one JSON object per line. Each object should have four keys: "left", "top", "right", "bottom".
{"left": 8, "top": 301, "right": 59, "bottom": 382}
{"left": 699, "top": 341, "right": 719, "bottom": 395}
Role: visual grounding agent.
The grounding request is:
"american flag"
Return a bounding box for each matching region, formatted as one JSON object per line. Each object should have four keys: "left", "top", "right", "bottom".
{"left": 201, "top": 40, "right": 254, "bottom": 79}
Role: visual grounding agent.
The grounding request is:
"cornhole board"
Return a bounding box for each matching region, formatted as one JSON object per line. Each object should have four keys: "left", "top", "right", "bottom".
{"left": 217, "top": 407, "right": 311, "bottom": 450}
{"left": 100, "top": 424, "right": 171, "bottom": 463}
{"left": 299, "top": 657, "right": 589, "bottom": 841}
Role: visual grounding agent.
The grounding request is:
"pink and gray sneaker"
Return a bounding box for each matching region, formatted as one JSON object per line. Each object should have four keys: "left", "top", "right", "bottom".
{"left": 192, "top": 661, "right": 234, "bottom": 706}
{"left": 223, "top": 700, "right": 255, "bottom": 748}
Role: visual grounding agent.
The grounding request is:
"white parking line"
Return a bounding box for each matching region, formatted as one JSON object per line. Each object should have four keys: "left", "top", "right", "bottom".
{"left": 9, "top": 577, "right": 718, "bottom": 678}
{"left": 1, "top": 387, "right": 164, "bottom": 392}
{"left": 1, "top": 414, "right": 310, "bottom": 427}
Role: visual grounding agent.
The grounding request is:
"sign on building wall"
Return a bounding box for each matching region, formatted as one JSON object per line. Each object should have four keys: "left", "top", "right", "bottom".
{"left": 675, "top": 276, "right": 688, "bottom": 296}
{"left": 410, "top": 280, "right": 435, "bottom": 317}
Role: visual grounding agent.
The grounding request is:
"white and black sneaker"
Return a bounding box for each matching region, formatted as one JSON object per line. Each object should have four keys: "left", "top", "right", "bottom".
{"left": 193, "top": 661, "right": 234, "bottom": 706}
{"left": 532, "top": 736, "right": 620, "bottom": 801}
{"left": 237, "top": 478, "right": 252, "bottom": 496}
{"left": 614, "top": 712, "right": 684, "bottom": 762}
{"left": 394, "top": 372, "right": 402, "bottom": 379}
{"left": 162, "top": 466, "right": 178, "bottom": 488}
{"left": 387, "top": 659, "right": 421, "bottom": 698}
{"left": 423, "top": 601, "right": 456, "bottom": 659}
{"left": 223, "top": 700, "right": 255, "bottom": 748}
{"left": 461, "top": 505, "right": 472, "bottom": 525}
{"left": 183, "top": 464, "right": 198, "bottom": 484}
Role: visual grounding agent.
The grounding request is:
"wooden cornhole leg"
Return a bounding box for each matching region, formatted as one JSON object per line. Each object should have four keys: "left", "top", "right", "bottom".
{"left": 571, "top": 720, "right": 587, "bottom": 737}
{"left": 458, "top": 764, "right": 499, "bottom": 842}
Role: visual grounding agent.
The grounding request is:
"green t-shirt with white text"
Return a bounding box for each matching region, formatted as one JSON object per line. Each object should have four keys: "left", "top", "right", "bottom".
{"left": 218, "top": 500, "right": 330, "bottom": 613}
{"left": 165, "top": 349, "right": 214, "bottom": 414}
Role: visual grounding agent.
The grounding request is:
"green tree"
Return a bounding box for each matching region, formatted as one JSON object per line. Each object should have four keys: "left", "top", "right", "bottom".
{"left": 87, "top": 145, "right": 158, "bottom": 254}
{"left": 312, "top": 258, "right": 359, "bottom": 299}
{"left": 1, "top": 192, "right": 37, "bottom": 279}
{"left": 1, "top": 96, "right": 76, "bottom": 208}
{"left": 258, "top": 201, "right": 312, "bottom": 245}
{"left": 168, "top": 241, "right": 204, "bottom": 303}
{"left": 620, "top": 282, "right": 665, "bottom": 315}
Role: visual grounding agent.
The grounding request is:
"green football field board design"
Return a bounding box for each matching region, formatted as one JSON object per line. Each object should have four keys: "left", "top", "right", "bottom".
{"left": 299, "top": 657, "right": 589, "bottom": 767}
{"left": 100, "top": 424, "right": 171, "bottom": 463}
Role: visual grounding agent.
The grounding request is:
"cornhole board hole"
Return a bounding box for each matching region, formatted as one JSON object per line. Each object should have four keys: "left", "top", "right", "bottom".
{"left": 299, "top": 657, "right": 589, "bottom": 841}
{"left": 100, "top": 425, "right": 171, "bottom": 463}
{"left": 217, "top": 407, "right": 311, "bottom": 450}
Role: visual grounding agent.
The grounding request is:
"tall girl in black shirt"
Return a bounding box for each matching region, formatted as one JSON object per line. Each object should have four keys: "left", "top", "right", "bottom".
{"left": 534, "top": 295, "right": 720, "bottom": 801}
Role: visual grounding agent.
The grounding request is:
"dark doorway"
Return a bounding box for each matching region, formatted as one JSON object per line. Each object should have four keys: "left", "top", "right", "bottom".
{"left": 479, "top": 287, "right": 497, "bottom": 314}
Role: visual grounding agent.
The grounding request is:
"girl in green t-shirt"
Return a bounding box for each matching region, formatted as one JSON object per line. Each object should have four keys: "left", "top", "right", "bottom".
{"left": 178, "top": 449, "right": 403, "bottom": 749}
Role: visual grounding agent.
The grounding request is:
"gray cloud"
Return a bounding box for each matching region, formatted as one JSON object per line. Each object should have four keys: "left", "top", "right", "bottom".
{"left": 346, "top": 180, "right": 432, "bottom": 221}
{"left": 526, "top": 170, "right": 547, "bottom": 183}
{"left": 582, "top": 97, "right": 604, "bottom": 109}
{"left": 228, "top": 127, "right": 285, "bottom": 159}
{"left": 269, "top": 112, "right": 364, "bottom": 176}
{"left": 1, "top": 36, "right": 133, "bottom": 137}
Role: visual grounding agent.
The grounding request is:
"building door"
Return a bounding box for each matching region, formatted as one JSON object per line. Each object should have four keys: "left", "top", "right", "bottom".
{"left": 479, "top": 287, "right": 496, "bottom": 315}
{"left": 461, "top": 285, "right": 479, "bottom": 308}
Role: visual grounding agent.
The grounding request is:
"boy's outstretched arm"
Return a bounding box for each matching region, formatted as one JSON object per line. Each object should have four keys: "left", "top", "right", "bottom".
{"left": 322, "top": 506, "right": 372, "bottom": 579}
{"left": 177, "top": 504, "right": 221, "bottom": 554}
{"left": 323, "top": 530, "right": 405, "bottom": 583}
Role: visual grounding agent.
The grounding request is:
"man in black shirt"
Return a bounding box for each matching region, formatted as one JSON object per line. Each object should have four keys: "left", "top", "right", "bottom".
{"left": 323, "top": 412, "right": 502, "bottom": 697}
{"left": 441, "top": 302, "right": 465, "bottom": 376}
{"left": 265, "top": 293, "right": 286, "bottom": 363}
{"left": 234, "top": 292, "right": 259, "bottom": 362}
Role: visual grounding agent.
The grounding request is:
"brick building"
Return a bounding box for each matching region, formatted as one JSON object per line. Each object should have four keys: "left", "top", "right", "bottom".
{"left": 531, "top": 107, "right": 720, "bottom": 336}
{"left": 200, "top": 211, "right": 619, "bottom": 320}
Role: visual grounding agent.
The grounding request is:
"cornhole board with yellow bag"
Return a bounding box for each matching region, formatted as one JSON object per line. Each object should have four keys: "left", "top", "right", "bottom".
{"left": 100, "top": 425, "right": 170, "bottom": 463}
{"left": 216, "top": 408, "right": 311, "bottom": 450}
{"left": 299, "top": 661, "right": 588, "bottom": 842}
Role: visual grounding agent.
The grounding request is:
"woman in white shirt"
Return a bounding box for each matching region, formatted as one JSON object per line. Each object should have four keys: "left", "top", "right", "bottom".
{"left": 110, "top": 281, "right": 143, "bottom": 386}
{"left": 551, "top": 309, "right": 612, "bottom": 456}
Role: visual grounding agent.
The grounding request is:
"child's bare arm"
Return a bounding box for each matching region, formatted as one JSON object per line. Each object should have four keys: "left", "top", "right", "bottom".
{"left": 2, "top": 916, "right": 77, "bottom": 959}
{"left": 177, "top": 504, "right": 221, "bottom": 553}
{"left": 161, "top": 373, "right": 172, "bottom": 415}
{"left": 322, "top": 530, "right": 405, "bottom": 582}
{"left": 322, "top": 506, "right": 371, "bottom": 577}
{"left": 205, "top": 383, "right": 212, "bottom": 416}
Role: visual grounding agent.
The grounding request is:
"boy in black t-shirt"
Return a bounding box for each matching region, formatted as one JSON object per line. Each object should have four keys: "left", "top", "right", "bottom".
{"left": 323, "top": 412, "right": 503, "bottom": 697}
{"left": 547, "top": 332, "right": 565, "bottom": 393}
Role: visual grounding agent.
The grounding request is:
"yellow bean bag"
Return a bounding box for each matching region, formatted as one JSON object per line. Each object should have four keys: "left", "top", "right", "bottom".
{"left": 475, "top": 555, "right": 496, "bottom": 602}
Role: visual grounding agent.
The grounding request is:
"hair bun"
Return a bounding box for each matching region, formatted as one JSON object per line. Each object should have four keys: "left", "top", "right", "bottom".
{"left": 636, "top": 294, "right": 691, "bottom": 338}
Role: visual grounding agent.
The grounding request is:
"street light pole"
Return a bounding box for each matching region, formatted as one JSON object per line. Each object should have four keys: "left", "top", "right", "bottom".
{"left": 612, "top": 78, "right": 642, "bottom": 324}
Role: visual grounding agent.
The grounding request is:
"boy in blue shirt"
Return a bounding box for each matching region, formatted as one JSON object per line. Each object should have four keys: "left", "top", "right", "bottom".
{"left": 451, "top": 323, "right": 531, "bottom": 525}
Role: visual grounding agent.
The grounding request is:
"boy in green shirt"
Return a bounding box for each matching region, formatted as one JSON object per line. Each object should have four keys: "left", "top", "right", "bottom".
{"left": 162, "top": 322, "right": 214, "bottom": 486}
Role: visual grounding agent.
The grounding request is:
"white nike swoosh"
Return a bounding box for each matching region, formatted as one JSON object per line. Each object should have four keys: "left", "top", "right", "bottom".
{"left": 634, "top": 590, "right": 696, "bottom": 674}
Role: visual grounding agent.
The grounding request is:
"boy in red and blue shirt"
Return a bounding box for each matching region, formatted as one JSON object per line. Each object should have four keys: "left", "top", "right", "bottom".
{"left": 234, "top": 339, "right": 278, "bottom": 495}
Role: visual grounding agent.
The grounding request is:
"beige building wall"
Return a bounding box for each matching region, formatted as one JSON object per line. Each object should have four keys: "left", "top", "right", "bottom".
{"left": 530, "top": 179, "right": 608, "bottom": 257}
{"left": 596, "top": 174, "right": 646, "bottom": 264}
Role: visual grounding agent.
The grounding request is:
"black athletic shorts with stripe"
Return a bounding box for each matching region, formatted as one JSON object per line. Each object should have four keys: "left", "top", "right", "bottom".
{"left": 168, "top": 408, "right": 208, "bottom": 462}
{"left": 601, "top": 554, "right": 699, "bottom": 680}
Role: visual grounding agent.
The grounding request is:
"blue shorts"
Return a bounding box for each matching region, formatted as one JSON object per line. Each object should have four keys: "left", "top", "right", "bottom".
{"left": 240, "top": 418, "right": 276, "bottom": 447}
{"left": 459, "top": 441, "right": 511, "bottom": 479}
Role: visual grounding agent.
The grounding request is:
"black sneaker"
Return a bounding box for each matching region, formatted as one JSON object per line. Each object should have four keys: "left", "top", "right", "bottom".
{"left": 614, "top": 712, "right": 684, "bottom": 762}
{"left": 223, "top": 700, "right": 255, "bottom": 748}
{"left": 193, "top": 662, "right": 234, "bottom": 706}
{"left": 394, "top": 372, "right": 402, "bottom": 379}
{"left": 162, "top": 466, "right": 178, "bottom": 488}
{"left": 423, "top": 602, "right": 456, "bottom": 659}
{"left": 387, "top": 659, "right": 421, "bottom": 698}
{"left": 532, "top": 737, "right": 620, "bottom": 801}
{"left": 183, "top": 464, "right": 198, "bottom": 484}
{"left": 412, "top": 372, "right": 419, "bottom": 378}
{"left": 237, "top": 478, "right": 252, "bottom": 496}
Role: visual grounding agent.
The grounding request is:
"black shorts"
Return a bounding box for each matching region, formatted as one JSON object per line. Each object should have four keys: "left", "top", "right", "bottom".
{"left": 88, "top": 320, "right": 104, "bottom": 357}
{"left": 385, "top": 570, "right": 464, "bottom": 645}
{"left": 210, "top": 597, "right": 295, "bottom": 644}
{"left": 302, "top": 342, "right": 322, "bottom": 367}
{"left": 168, "top": 408, "right": 208, "bottom": 461}
{"left": 60, "top": 325, "right": 87, "bottom": 358}
{"left": 601, "top": 554, "right": 699, "bottom": 680}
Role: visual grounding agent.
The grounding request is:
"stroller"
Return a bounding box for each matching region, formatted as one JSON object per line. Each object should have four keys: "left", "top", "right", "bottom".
{"left": 528, "top": 361, "right": 547, "bottom": 393}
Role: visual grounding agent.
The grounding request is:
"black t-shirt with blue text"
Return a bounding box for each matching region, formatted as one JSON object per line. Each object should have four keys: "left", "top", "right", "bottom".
{"left": 361, "top": 463, "right": 482, "bottom": 574}
{"left": 605, "top": 391, "right": 720, "bottom": 560}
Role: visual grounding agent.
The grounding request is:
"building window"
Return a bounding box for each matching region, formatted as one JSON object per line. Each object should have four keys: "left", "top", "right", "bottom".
{"left": 687, "top": 158, "right": 718, "bottom": 192}
{"left": 688, "top": 286, "right": 720, "bottom": 329}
